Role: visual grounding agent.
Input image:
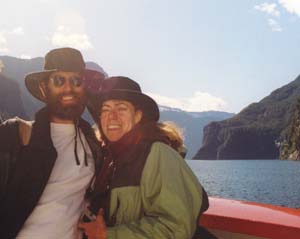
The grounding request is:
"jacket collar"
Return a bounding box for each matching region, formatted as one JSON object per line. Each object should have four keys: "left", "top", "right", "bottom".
{"left": 29, "top": 107, "right": 55, "bottom": 150}
{"left": 30, "top": 107, "right": 90, "bottom": 149}
{"left": 29, "top": 106, "right": 101, "bottom": 169}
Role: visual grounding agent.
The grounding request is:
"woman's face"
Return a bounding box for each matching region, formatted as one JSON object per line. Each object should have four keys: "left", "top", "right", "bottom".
{"left": 100, "top": 99, "right": 143, "bottom": 142}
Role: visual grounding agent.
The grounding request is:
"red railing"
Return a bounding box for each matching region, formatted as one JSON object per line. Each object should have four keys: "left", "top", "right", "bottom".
{"left": 200, "top": 197, "right": 300, "bottom": 239}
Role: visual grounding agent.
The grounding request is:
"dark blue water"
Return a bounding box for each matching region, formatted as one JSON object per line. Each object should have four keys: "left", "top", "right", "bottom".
{"left": 187, "top": 160, "right": 300, "bottom": 208}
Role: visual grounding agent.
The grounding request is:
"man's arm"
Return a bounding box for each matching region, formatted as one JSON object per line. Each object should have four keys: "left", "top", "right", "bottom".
{"left": 0, "top": 118, "right": 19, "bottom": 201}
{"left": 0, "top": 118, "right": 19, "bottom": 152}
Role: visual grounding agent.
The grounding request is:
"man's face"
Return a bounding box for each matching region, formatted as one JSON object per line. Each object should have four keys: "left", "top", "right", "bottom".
{"left": 41, "top": 71, "right": 87, "bottom": 122}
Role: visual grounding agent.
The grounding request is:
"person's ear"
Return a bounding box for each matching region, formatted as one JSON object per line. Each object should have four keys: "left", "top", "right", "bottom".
{"left": 134, "top": 110, "right": 143, "bottom": 124}
{"left": 39, "top": 81, "right": 47, "bottom": 99}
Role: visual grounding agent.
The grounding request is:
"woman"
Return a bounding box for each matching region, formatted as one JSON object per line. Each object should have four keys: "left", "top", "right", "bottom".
{"left": 80, "top": 76, "right": 208, "bottom": 239}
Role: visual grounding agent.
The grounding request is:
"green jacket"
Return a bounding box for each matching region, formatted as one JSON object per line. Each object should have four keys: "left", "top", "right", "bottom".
{"left": 106, "top": 142, "right": 204, "bottom": 239}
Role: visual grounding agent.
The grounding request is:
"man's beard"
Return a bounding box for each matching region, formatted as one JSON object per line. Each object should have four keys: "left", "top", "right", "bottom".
{"left": 46, "top": 92, "right": 87, "bottom": 121}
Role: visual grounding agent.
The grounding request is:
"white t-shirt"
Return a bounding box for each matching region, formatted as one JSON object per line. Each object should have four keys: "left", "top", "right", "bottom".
{"left": 17, "top": 123, "right": 95, "bottom": 239}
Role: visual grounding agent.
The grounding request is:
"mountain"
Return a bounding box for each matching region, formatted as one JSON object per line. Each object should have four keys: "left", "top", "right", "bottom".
{"left": 194, "top": 74, "right": 300, "bottom": 160}
{"left": 0, "top": 55, "right": 234, "bottom": 158}
{"left": 0, "top": 56, "right": 107, "bottom": 119}
{"left": 0, "top": 73, "right": 27, "bottom": 121}
{"left": 279, "top": 98, "right": 300, "bottom": 160}
{"left": 159, "top": 106, "right": 234, "bottom": 158}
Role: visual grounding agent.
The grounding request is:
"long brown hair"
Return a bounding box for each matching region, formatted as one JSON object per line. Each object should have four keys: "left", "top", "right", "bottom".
{"left": 95, "top": 118, "right": 186, "bottom": 156}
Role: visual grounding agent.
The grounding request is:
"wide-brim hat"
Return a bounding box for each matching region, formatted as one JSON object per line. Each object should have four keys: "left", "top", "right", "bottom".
{"left": 88, "top": 76, "right": 159, "bottom": 122}
{"left": 25, "top": 47, "right": 104, "bottom": 102}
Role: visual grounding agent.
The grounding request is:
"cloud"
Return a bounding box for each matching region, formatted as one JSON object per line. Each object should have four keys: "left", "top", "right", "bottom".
{"left": 268, "top": 18, "right": 283, "bottom": 31}
{"left": 147, "top": 91, "right": 228, "bottom": 112}
{"left": 254, "top": 4, "right": 283, "bottom": 32}
{"left": 0, "top": 26, "right": 24, "bottom": 53}
{"left": 10, "top": 27, "right": 24, "bottom": 35}
{"left": 0, "top": 33, "right": 9, "bottom": 53}
{"left": 254, "top": 3, "right": 280, "bottom": 17}
{"left": 51, "top": 25, "right": 93, "bottom": 50}
{"left": 20, "top": 54, "right": 31, "bottom": 59}
{"left": 51, "top": 11, "right": 93, "bottom": 50}
{"left": 279, "top": 0, "right": 300, "bottom": 16}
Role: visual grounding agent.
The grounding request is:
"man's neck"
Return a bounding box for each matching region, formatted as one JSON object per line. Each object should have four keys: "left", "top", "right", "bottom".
{"left": 50, "top": 115, "right": 76, "bottom": 124}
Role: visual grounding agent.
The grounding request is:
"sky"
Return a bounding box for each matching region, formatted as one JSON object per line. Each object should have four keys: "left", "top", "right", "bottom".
{"left": 0, "top": 0, "right": 300, "bottom": 113}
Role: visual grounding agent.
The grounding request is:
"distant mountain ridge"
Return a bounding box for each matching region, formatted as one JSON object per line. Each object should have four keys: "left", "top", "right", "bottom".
{"left": 159, "top": 106, "right": 234, "bottom": 158}
{"left": 195, "top": 74, "right": 300, "bottom": 159}
{"left": 0, "top": 54, "right": 234, "bottom": 158}
{"left": 0, "top": 56, "right": 108, "bottom": 118}
{"left": 0, "top": 73, "right": 27, "bottom": 121}
{"left": 159, "top": 105, "right": 233, "bottom": 119}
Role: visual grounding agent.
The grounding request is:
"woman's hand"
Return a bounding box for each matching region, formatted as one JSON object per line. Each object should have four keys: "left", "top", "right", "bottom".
{"left": 79, "top": 209, "right": 107, "bottom": 239}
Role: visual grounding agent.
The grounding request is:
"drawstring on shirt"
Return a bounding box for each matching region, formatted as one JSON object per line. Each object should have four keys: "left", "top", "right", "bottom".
{"left": 74, "top": 120, "right": 88, "bottom": 166}
{"left": 78, "top": 128, "right": 88, "bottom": 166}
{"left": 74, "top": 122, "right": 80, "bottom": 165}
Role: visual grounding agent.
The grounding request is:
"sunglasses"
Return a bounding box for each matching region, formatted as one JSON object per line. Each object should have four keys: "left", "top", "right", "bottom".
{"left": 49, "top": 75, "right": 84, "bottom": 88}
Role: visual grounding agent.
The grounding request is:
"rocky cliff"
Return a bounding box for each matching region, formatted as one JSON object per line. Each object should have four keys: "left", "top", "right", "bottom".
{"left": 279, "top": 98, "right": 300, "bottom": 160}
{"left": 194, "top": 74, "right": 300, "bottom": 159}
{"left": 159, "top": 106, "right": 234, "bottom": 158}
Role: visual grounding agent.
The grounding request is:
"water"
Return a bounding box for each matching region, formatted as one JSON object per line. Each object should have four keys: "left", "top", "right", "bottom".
{"left": 187, "top": 159, "right": 300, "bottom": 208}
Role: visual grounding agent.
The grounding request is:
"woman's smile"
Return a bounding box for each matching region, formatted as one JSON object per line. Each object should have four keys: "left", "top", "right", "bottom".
{"left": 100, "top": 99, "right": 142, "bottom": 142}
{"left": 107, "top": 124, "right": 121, "bottom": 130}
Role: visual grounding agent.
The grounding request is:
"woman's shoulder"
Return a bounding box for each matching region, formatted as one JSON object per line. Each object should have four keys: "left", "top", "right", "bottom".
{"left": 146, "top": 141, "right": 183, "bottom": 168}
{"left": 150, "top": 141, "right": 179, "bottom": 155}
{"left": 142, "top": 141, "right": 199, "bottom": 189}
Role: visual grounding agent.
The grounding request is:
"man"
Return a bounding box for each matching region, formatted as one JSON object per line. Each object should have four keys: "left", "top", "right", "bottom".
{"left": 0, "top": 48, "right": 104, "bottom": 239}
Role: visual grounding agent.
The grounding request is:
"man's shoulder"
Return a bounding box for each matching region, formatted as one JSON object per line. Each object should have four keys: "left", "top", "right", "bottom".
{"left": 79, "top": 118, "right": 93, "bottom": 129}
{"left": 17, "top": 118, "right": 34, "bottom": 145}
{"left": 1, "top": 117, "right": 19, "bottom": 126}
{"left": 0, "top": 117, "right": 34, "bottom": 146}
{"left": 0, "top": 117, "right": 21, "bottom": 150}
{"left": 0, "top": 117, "right": 21, "bottom": 135}
{"left": 79, "top": 118, "right": 97, "bottom": 139}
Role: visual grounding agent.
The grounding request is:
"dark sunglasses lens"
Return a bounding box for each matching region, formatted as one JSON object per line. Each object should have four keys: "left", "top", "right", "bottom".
{"left": 71, "top": 76, "right": 83, "bottom": 87}
{"left": 52, "top": 76, "right": 65, "bottom": 87}
{"left": 50, "top": 75, "right": 83, "bottom": 88}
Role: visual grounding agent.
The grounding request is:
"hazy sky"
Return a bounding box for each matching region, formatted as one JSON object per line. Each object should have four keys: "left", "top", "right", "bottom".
{"left": 1, "top": 0, "right": 300, "bottom": 113}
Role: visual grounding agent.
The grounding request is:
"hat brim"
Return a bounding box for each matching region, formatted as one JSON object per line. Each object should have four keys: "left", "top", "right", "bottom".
{"left": 25, "top": 69, "right": 57, "bottom": 102}
{"left": 25, "top": 69, "right": 104, "bottom": 102}
{"left": 88, "top": 89, "right": 159, "bottom": 122}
